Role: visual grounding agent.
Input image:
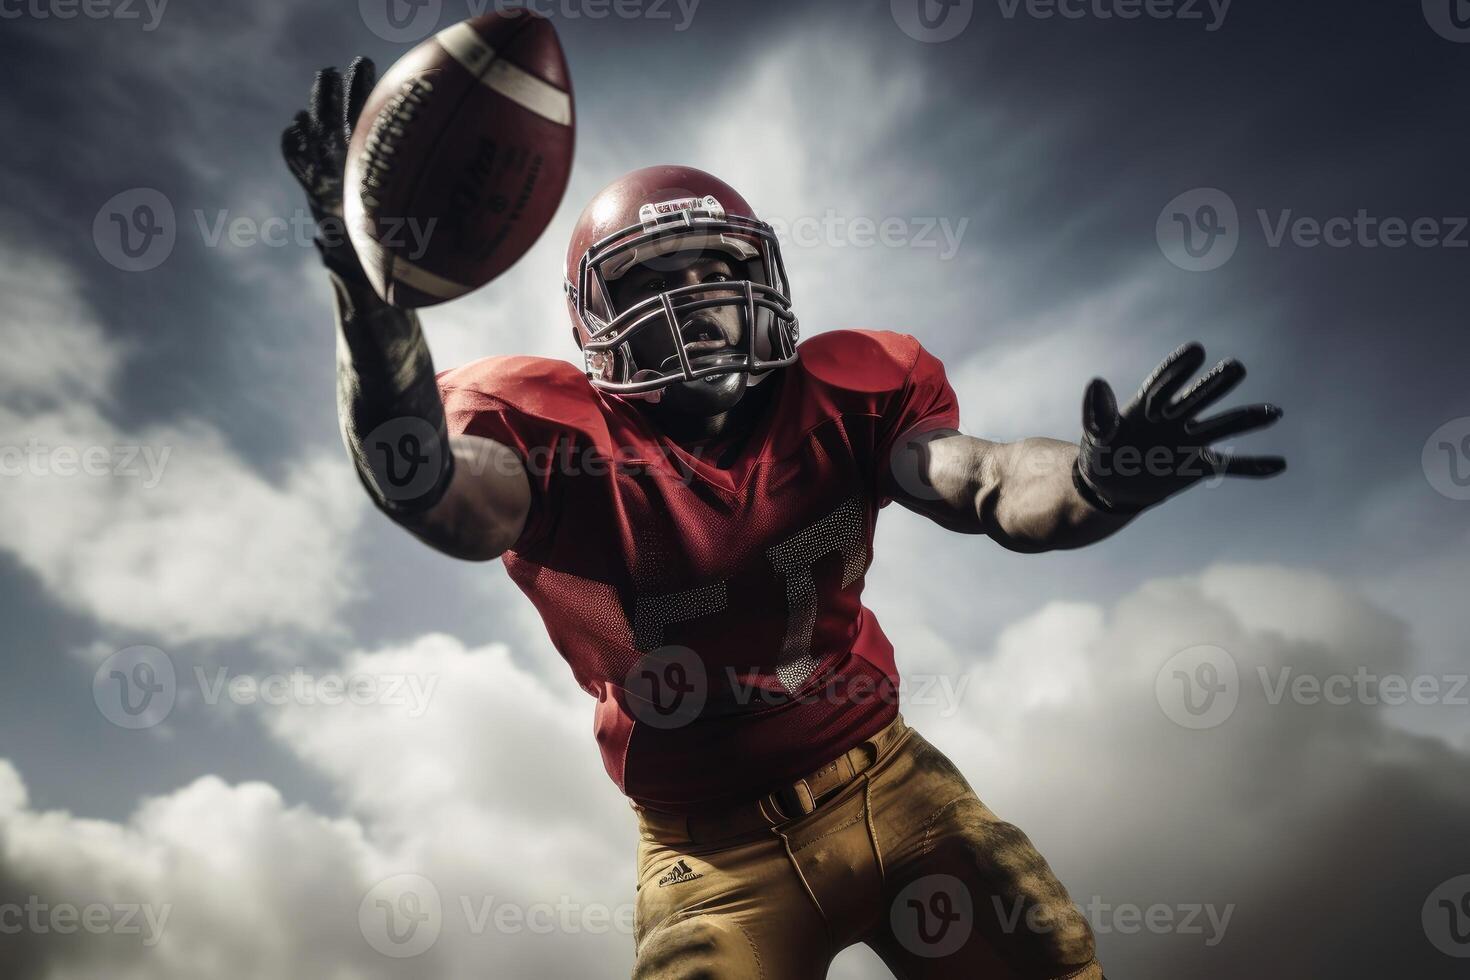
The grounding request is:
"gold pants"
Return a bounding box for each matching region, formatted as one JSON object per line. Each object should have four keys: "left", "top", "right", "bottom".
{"left": 632, "top": 723, "right": 1103, "bottom": 979}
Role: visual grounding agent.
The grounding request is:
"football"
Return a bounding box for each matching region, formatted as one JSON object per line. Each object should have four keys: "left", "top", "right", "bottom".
{"left": 344, "top": 11, "right": 575, "bottom": 308}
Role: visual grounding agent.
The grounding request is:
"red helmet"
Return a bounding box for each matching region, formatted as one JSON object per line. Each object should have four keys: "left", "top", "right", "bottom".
{"left": 564, "top": 165, "right": 799, "bottom": 396}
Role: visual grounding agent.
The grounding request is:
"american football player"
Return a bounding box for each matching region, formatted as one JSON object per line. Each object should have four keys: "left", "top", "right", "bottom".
{"left": 283, "top": 59, "right": 1284, "bottom": 980}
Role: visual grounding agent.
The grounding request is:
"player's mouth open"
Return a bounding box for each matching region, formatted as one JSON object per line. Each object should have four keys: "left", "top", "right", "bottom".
{"left": 663, "top": 337, "right": 745, "bottom": 381}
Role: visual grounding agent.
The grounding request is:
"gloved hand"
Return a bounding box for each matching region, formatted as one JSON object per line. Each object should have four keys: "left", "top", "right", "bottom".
{"left": 281, "top": 57, "right": 377, "bottom": 282}
{"left": 1073, "top": 343, "right": 1285, "bottom": 514}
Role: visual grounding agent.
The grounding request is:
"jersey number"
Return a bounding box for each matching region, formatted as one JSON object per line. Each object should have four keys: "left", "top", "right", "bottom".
{"left": 630, "top": 496, "right": 866, "bottom": 693}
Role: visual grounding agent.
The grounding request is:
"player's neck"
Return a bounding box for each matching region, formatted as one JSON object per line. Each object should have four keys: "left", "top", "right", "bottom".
{"left": 653, "top": 380, "right": 775, "bottom": 454}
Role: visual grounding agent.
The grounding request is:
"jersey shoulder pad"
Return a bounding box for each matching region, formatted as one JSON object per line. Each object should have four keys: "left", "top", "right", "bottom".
{"left": 437, "top": 355, "right": 608, "bottom": 440}
{"left": 795, "top": 329, "right": 923, "bottom": 398}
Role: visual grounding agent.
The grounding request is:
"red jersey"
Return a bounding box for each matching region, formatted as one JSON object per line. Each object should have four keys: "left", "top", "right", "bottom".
{"left": 438, "top": 329, "right": 960, "bottom": 811}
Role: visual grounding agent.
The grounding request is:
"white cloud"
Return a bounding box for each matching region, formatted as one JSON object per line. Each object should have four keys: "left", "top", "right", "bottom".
{"left": 890, "top": 563, "right": 1470, "bottom": 979}
{"left": 266, "top": 633, "right": 629, "bottom": 846}
{"left": 0, "top": 762, "right": 384, "bottom": 980}
{"left": 264, "top": 634, "right": 642, "bottom": 977}
{"left": 0, "top": 246, "right": 364, "bottom": 644}
{"left": 6, "top": 565, "right": 1467, "bottom": 979}
{"left": 0, "top": 250, "right": 122, "bottom": 407}
{"left": 0, "top": 634, "right": 639, "bottom": 980}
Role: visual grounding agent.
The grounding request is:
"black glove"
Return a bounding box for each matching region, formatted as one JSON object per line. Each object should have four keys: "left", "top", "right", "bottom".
{"left": 1073, "top": 343, "right": 1285, "bottom": 515}
{"left": 281, "top": 57, "right": 377, "bottom": 282}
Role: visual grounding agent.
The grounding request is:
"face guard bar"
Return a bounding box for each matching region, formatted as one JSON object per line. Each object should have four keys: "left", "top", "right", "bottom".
{"left": 567, "top": 196, "right": 800, "bottom": 395}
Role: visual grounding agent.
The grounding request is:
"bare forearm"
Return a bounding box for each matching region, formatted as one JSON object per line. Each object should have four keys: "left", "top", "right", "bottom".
{"left": 981, "top": 438, "right": 1131, "bottom": 553}
{"left": 889, "top": 344, "right": 1284, "bottom": 552}
{"left": 890, "top": 431, "right": 1129, "bottom": 552}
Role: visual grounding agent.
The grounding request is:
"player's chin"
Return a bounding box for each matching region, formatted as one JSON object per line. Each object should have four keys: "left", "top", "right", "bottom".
{"left": 659, "top": 370, "right": 749, "bottom": 416}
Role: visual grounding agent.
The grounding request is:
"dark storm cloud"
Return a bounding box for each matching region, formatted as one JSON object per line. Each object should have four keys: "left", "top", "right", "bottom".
{"left": 4, "top": 0, "right": 1463, "bottom": 530}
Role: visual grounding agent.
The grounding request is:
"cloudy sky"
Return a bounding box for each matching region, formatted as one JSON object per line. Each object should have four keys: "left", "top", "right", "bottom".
{"left": 2, "top": 0, "right": 1469, "bottom": 977}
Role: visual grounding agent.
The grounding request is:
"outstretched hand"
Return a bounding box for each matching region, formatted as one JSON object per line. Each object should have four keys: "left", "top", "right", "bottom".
{"left": 281, "top": 57, "right": 377, "bottom": 281}
{"left": 282, "top": 57, "right": 376, "bottom": 219}
{"left": 1074, "top": 343, "right": 1285, "bottom": 514}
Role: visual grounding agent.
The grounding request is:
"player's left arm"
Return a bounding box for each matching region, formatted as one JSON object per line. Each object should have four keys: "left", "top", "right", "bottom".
{"left": 888, "top": 343, "right": 1285, "bottom": 553}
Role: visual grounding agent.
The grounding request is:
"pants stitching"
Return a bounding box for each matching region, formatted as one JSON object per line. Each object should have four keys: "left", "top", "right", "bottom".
{"left": 789, "top": 811, "right": 866, "bottom": 854}
{"left": 917, "top": 795, "right": 970, "bottom": 859}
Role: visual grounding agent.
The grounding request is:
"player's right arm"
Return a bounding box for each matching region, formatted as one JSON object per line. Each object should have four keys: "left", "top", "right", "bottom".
{"left": 283, "top": 59, "right": 529, "bottom": 561}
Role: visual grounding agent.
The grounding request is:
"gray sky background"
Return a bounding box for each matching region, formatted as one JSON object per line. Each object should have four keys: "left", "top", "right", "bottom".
{"left": 2, "top": 1, "right": 1470, "bottom": 977}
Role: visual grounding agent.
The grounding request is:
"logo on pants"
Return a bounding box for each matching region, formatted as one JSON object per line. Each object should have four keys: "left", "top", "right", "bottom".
{"left": 657, "top": 860, "right": 705, "bottom": 887}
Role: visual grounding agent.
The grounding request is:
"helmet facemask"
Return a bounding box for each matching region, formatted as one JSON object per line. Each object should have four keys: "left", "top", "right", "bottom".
{"left": 567, "top": 196, "right": 799, "bottom": 400}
